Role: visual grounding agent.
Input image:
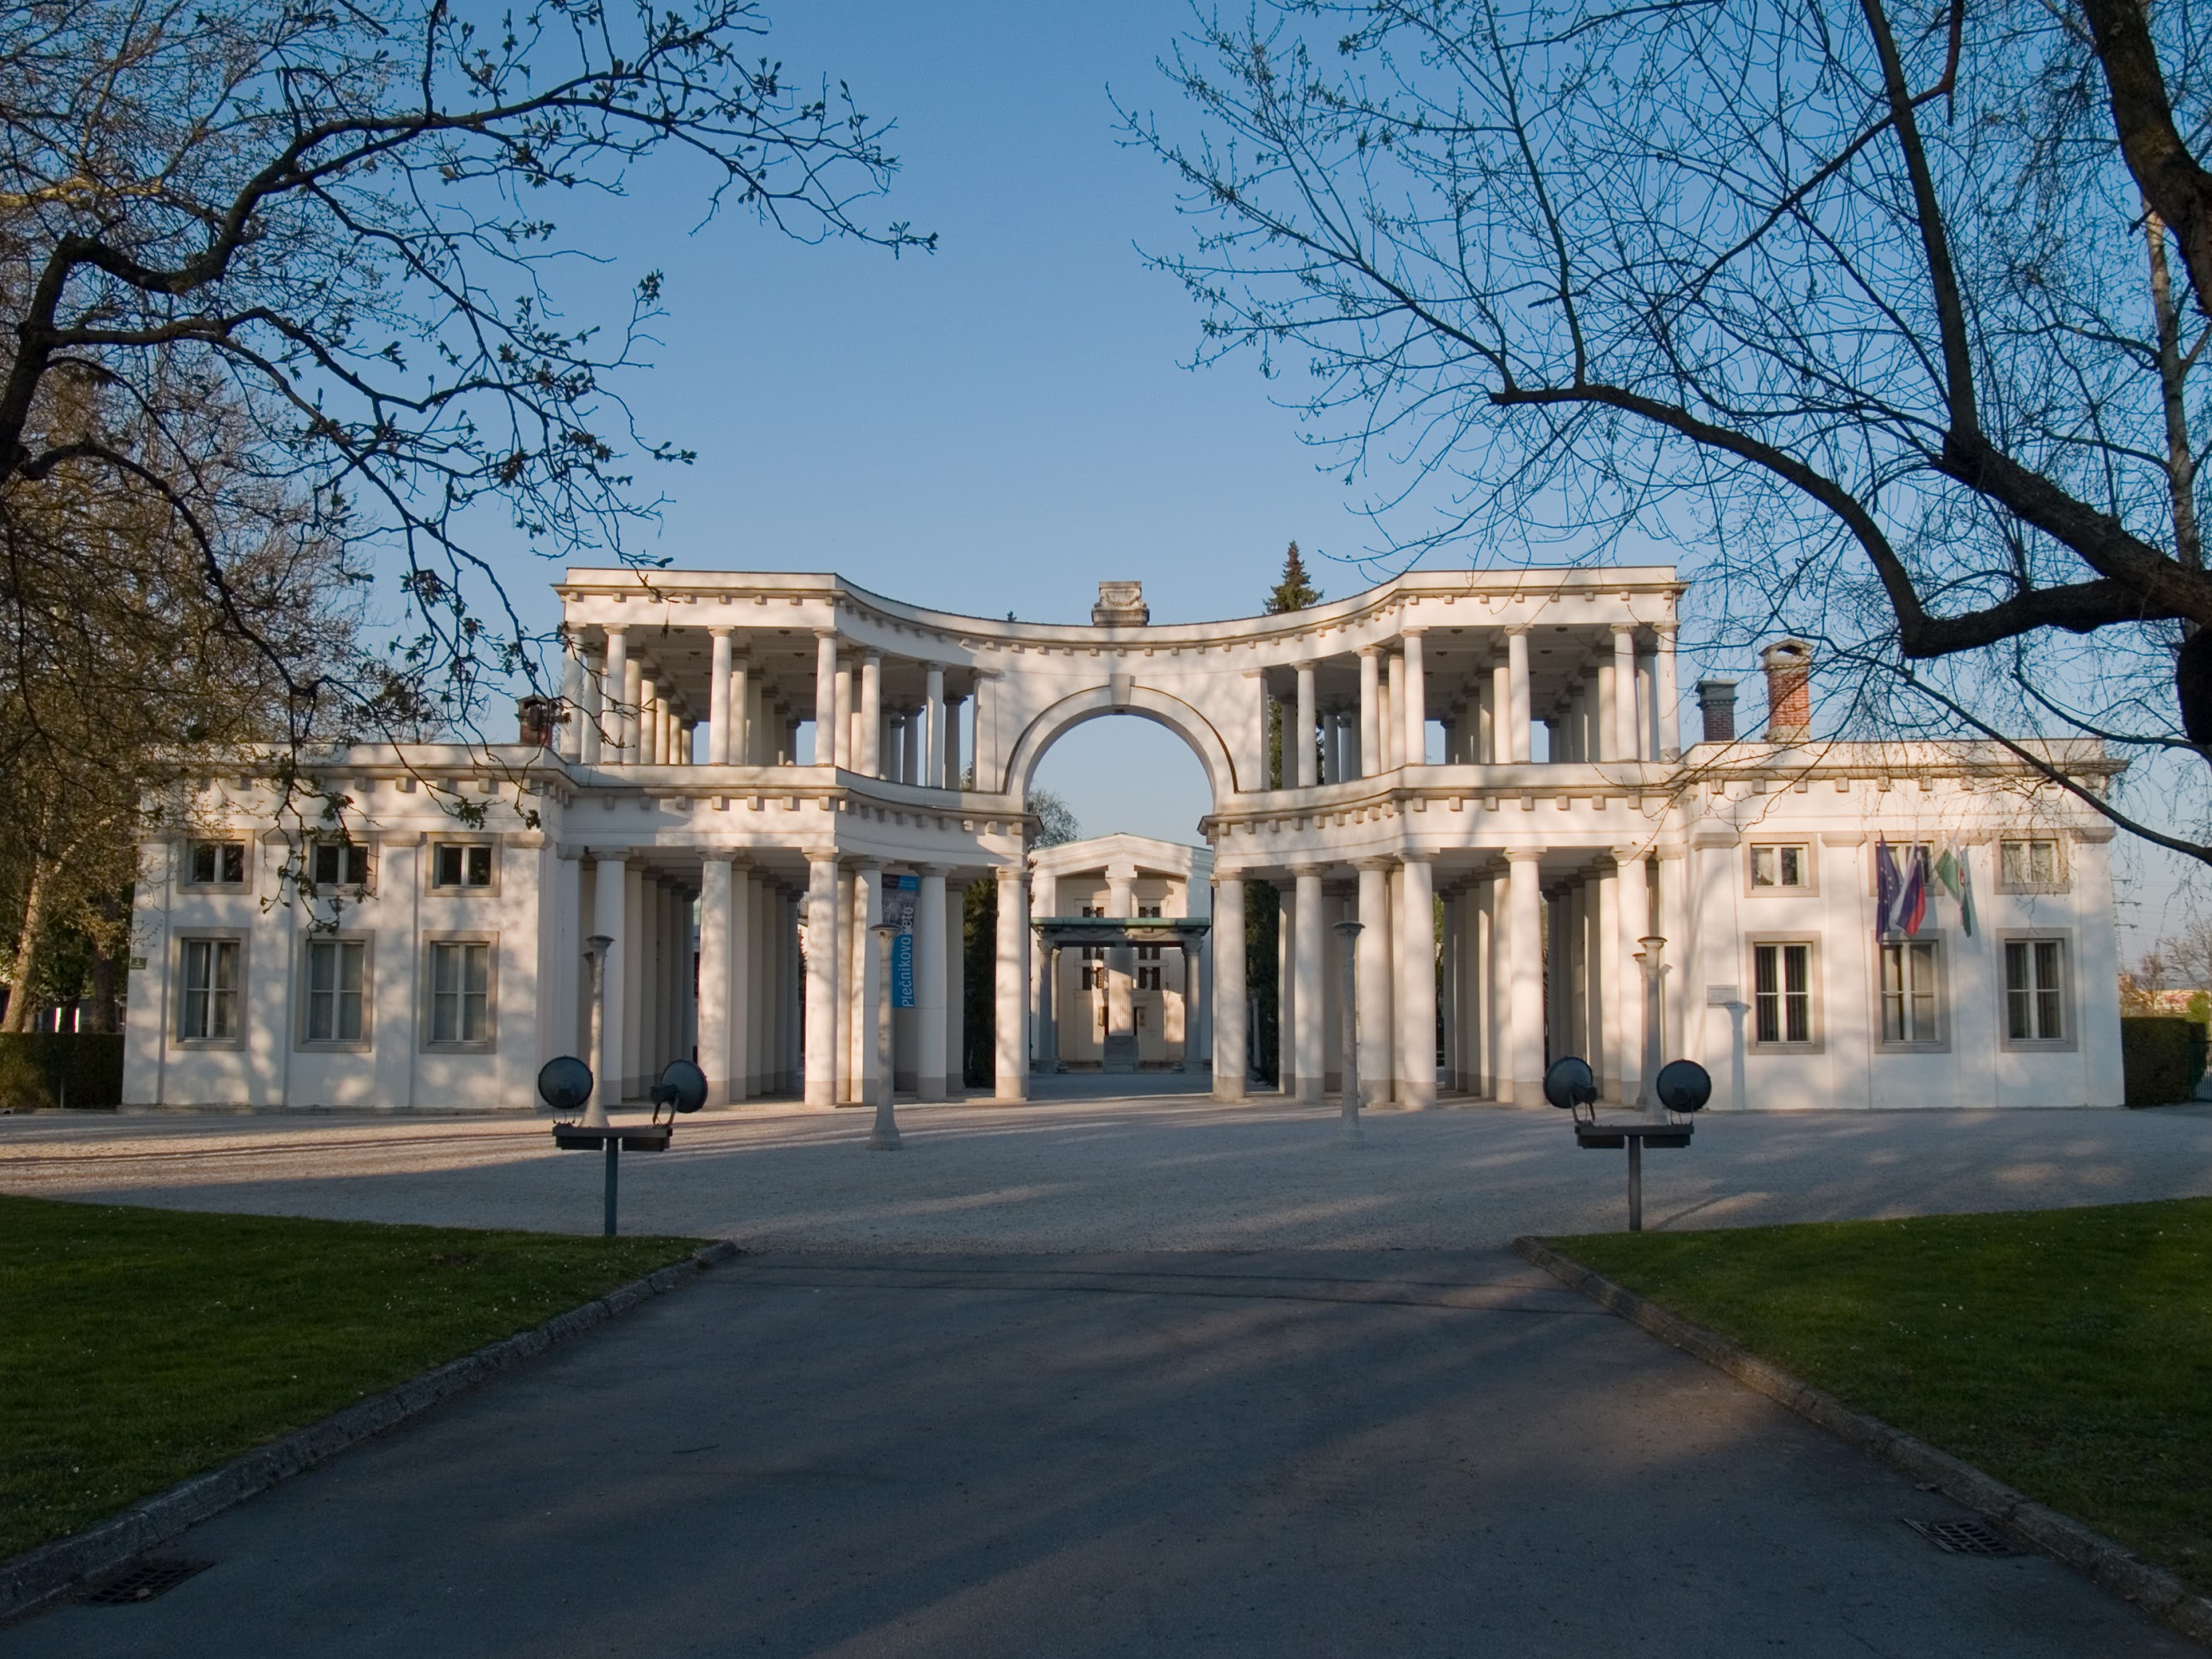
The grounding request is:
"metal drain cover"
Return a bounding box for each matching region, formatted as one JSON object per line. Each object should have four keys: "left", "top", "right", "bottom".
{"left": 82, "top": 1557, "right": 213, "bottom": 1604}
{"left": 1903, "top": 1517, "right": 2026, "bottom": 1557}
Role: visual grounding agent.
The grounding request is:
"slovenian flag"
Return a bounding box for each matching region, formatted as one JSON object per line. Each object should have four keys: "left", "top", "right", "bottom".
{"left": 1876, "top": 839, "right": 1902, "bottom": 938}
{"left": 1899, "top": 845, "right": 1928, "bottom": 937}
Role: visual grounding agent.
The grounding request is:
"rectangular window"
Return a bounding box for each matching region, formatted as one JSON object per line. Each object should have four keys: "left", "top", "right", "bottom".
{"left": 305, "top": 938, "right": 366, "bottom": 1042}
{"left": 1750, "top": 844, "right": 1811, "bottom": 889}
{"left": 1079, "top": 905, "right": 1104, "bottom": 964}
{"left": 1879, "top": 939, "right": 1942, "bottom": 1045}
{"left": 190, "top": 841, "right": 247, "bottom": 885}
{"left": 429, "top": 942, "right": 491, "bottom": 1043}
{"left": 178, "top": 938, "right": 240, "bottom": 1040}
{"left": 431, "top": 844, "right": 493, "bottom": 889}
{"left": 2005, "top": 938, "right": 2067, "bottom": 1042}
{"left": 1138, "top": 965, "right": 1163, "bottom": 992}
{"left": 1753, "top": 943, "right": 1813, "bottom": 1045}
{"left": 313, "top": 842, "right": 370, "bottom": 887}
{"left": 1081, "top": 964, "right": 1098, "bottom": 991}
{"left": 2000, "top": 839, "right": 2065, "bottom": 891}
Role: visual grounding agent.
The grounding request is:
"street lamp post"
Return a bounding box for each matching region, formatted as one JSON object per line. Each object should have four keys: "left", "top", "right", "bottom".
{"left": 1333, "top": 918, "right": 1364, "bottom": 1146}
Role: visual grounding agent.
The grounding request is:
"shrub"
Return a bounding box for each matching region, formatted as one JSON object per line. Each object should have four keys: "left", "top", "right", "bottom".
{"left": 2121, "top": 1017, "right": 2207, "bottom": 1109}
{"left": 0, "top": 1034, "right": 125, "bottom": 1110}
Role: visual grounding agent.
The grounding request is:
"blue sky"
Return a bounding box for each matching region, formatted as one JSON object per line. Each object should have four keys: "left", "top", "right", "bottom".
{"left": 459, "top": 0, "right": 2192, "bottom": 952}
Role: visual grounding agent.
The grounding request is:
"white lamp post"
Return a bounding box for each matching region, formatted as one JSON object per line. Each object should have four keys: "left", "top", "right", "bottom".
{"left": 583, "top": 933, "right": 613, "bottom": 1128}
{"left": 868, "top": 923, "right": 902, "bottom": 1150}
{"left": 1333, "top": 918, "right": 1364, "bottom": 1145}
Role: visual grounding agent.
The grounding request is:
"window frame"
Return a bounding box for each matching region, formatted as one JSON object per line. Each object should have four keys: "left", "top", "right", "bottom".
{"left": 1875, "top": 933, "right": 1948, "bottom": 1052}
{"left": 1137, "top": 964, "right": 1163, "bottom": 993}
{"left": 183, "top": 839, "right": 250, "bottom": 889}
{"left": 173, "top": 933, "right": 247, "bottom": 1047}
{"left": 1745, "top": 840, "right": 1818, "bottom": 896}
{"left": 1996, "top": 837, "right": 2071, "bottom": 896}
{"left": 2000, "top": 931, "right": 2077, "bottom": 1051}
{"left": 298, "top": 933, "right": 373, "bottom": 1050}
{"left": 310, "top": 839, "right": 374, "bottom": 893}
{"left": 422, "top": 933, "right": 498, "bottom": 1051}
{"left": 1747, "top": 935, "right": 1823, "bottom": 1051}
{"left": 426, "top": 839, "right": 499, "bottom": 895}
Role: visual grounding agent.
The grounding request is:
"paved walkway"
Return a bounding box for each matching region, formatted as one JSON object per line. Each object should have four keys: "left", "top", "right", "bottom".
{"left": 4, "top": 1097, "right": 2211, "bottom": 1247}
{"left": 7, "top": 1250, "right": 2192, "bottom": 1657}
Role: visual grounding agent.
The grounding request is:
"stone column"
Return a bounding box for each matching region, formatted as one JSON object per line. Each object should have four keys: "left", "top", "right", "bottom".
{"left": 945, "top": 693, "right": 965, "bottom": 789}
{"left": 590, "top": 854, "right": 625, "bottom": 1112}
{"left": 1383, "top": 651, "right": 1404, "bottom": 770}
{"left": 731, "top": 655, "right": 751, "bottom": 767}
{"left": 2075, "top": 828, "right": 2124, "bottom": 1105}
{"left": 974, "top": 674, "right": 998, "bottom": 792}
{"left": 601, "top": 628, "right": 628, "bottom": 760}
{"left": 853, "top": 863, "right": 883, "bottom": 1102}
{"left": 859, "top": 651, "right": 883, "bottom": 777}
{"left": 1292, "top": 865, "right": 1325, "bottom": 1102}
{"left": 1294, "top": 663, "right": 1317, "bottom": 788}
{"left": 1354, "top": 859, "right": 1392, "bottom": 1106}
{"left": 1614, "top": 846, "right": 1650, "bottom": 1105}
{"left": 994, "top": 864, "right": 1029, "bottom": 1102}
{"left": 1276, "top": 880, "right": 1295, "bottom": 1088}
{"left": 1395, "top": 854, "right": 1436, "bottom": 1107}
{"left": 1654, "top": 626, "right": 1679, "bottom": 760}
{"left": 1213, "top": 874, "right": 1247, "bottom": 1102}
{"left": 1505, "top": 630, "right": 1532, "bottom": 762}
{"left": 915, "top": 866, "right": 948, "bottom": 1100}
{"left": 1595, "top": 859, "right": 1621, "bottom": 1097}
{"left": 620, "top": 656, "right": 644, "bottom": 765}
{"left": 1658, "top": 847, "right": 1689, "bottom": 1062}
{"left": 1031, "top": 866, "right": 1059, "bottom": 1064}
{"left": 1608, "top": 625, "right": 1637, "bottom": 760}
{"left": 1037, "top": 943, "right": 1060, "bottom": 1074}
{"left": 945, "top": 879, "right": 968, "bottom": 1092}
{"left": 1357, "top": 647, "right": 1381, "bottom": 777}
{"left": 558, "top": 641, "right": 586, "bottom": 761}
{"left": 579, "top": 646, "right": 605, "bottom": 765}
{"left": 924, "top": 664, "right": 945, "bottom": 787}
{"left": 697, "top": 854, "right": 732, "bottom": 1102}
{"left": 803, "top": 853, "right": 840, "bottom": 1107}
{"left": 831, "top": 657, "right": 853, "bottom": 772}
{"left": 1104, "top": 859, "right": 1137, "bottom": 1064}
{"left": 1180, "top": 940, "right": 1204, "bottom": 1073}
{"left": 1504, "top": 850, "right": 1545, "bottom": 1103}
{"left": 1402, "top": 630, "right": 1427, "bottom": 766}
{"left": 812, "top": 631, "right": 840, "bottom": 768}
{"left": 707, "top": 628, "right": 734, "bottom": 765}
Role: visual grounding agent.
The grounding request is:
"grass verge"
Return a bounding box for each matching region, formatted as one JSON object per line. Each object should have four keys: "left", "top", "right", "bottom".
{"left": 1553, "top": 1199, "right": 2212, "bottom": 1596}
{"left": 0, "top": 1195, "right": 702, "bottom": 1561}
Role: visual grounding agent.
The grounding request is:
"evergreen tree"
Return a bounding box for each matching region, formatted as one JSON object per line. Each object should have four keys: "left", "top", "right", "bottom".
{"left": 1265, "top": 542, "right": 1322, "bottom": 615}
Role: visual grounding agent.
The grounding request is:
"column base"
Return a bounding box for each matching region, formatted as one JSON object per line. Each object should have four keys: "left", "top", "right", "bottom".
{"left": 916, "top": 1074, "right": 946, "bottom": 1102}
{"left": 994, "top": 1081, "right": 1029, "bottom": 1103}
{"left": 804, "top": 1078, "right": 836, "bottom": 1107}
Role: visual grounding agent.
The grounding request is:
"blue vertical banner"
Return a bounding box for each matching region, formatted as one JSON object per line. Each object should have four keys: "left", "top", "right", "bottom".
{"left": 886, "top": 874, "right": 920, "bottom": 1008}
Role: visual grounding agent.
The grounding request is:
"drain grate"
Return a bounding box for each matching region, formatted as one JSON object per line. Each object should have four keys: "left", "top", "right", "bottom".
{"left": 1903, "top": 1517, "right": 2026, "bottom": 1557}
{"left": 82, "top": 1557, "right": 213, "bottom": 1605}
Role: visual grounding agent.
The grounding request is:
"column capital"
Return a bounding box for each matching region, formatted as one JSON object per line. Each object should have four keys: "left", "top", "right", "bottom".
{"left": 1611, "top": 622, "right": 1639, "bottom": 639}
{"left": 1398, "top": 849, "right": 1436, "bottom": 865}
{"left": 1608, "top": 843, "right": 1649, "bottom": 864}
{"left": 707, "top": 624, "right": 736, "bottom": 638}
{"left": 915, "top": 863, "right": 953, "bottom": 878}
{"left": 1354, "top": 855, "right": 1396, "bottom": 872}
{"left": 1356, "top": 643, "right": 1381, "bottom": 658}
{"left": 1401, "top": 625, "right": 1426, "bottom": 639}
{"left": 1503, "top": 847, "right": 1547, "bottom": 864}
{"left": 995, "top": 862, "right": 1027, "bottom": 885}
{"left": 1288, "top": 862, "right": 1328, "bottom": 878}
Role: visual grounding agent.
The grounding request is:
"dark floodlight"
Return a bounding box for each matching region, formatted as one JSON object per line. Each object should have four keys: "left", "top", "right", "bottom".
{"left": 1543, "top": 1056, "right": 1597, "bottom": 1111}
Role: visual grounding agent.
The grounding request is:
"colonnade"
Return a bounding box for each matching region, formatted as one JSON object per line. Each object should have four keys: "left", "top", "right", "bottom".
{"left": 581, "top": 853, "right": 805, "bottom": 1109}
{"left": 558, "top": 625, "right": 975, "bottom": 780}
{"left": 1263, "top": 624, "right": 1680, "bottom": 786}
{"left": 799, "top": 857, "right": 964, "bottom": 1107}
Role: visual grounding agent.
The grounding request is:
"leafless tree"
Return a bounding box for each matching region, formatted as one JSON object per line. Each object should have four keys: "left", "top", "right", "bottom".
{"left": 0, "top": 0, "right": 928, "bottom": 751}
{"left": 1124, "top": 0, "right": 2212, "bottom": 858}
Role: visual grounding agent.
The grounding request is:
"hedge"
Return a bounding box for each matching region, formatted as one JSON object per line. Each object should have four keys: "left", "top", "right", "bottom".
{"left": 0, "top": 1033, "right": 125, "bottom": 1110}
{"left": 2121, "top": 1016, "right": 2208, "bottom": 1109}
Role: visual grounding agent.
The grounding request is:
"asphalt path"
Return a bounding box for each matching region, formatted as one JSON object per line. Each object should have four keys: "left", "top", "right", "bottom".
{"left": 4, "top": 1096, "right": 2212, "bottom": 1248}
{"left": 6, "top": 1250, "right": 2194, "bottom": 1657}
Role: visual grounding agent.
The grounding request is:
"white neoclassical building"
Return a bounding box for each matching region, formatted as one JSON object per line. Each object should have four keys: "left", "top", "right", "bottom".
{"left": 122, "top": 566, "right": 2126, "bottom": 1112}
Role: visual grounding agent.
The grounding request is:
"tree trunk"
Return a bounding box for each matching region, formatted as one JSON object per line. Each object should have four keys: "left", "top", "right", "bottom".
{"left": 2150, "top": 213, "right": 2203, "bottom": 572}
{"left": 2, "top": 862, "right": 50, "bottom": 1033}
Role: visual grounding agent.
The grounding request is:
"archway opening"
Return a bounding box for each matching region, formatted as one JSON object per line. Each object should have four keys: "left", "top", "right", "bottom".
{"left": 1027, "top": 712, "right": 1213, "bottom": 844}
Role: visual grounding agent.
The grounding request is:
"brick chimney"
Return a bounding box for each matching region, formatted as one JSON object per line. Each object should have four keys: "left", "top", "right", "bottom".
{"left": 1760, "top": 640, "right": 1813, "bottom": 742}
{"left": 1695, "top": 679, "right": 1738, "bottom": 743}
{"left": 518, "top": 695, "right": 560, "bottom": 749}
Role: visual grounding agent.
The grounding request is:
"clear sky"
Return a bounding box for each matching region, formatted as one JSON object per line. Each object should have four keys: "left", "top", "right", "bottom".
{"left": 463, "top": 0, "right": 2192, "bottom": 952}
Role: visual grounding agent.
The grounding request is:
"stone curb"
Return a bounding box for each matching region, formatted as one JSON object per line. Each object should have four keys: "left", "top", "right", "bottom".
{"left": 0, "top": 1239, "right": 741, "bottom": 1627}
{"left": 1510, "top": 1236, "right": 2212, "bottom": 1649}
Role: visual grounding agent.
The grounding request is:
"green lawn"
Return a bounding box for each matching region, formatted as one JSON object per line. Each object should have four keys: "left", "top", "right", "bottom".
{"left": 1555, "top": 1200, "right": 2212, "bottom": 1594}
{"left": 0, "top": 1196, "right": 702, "bottom": 1561}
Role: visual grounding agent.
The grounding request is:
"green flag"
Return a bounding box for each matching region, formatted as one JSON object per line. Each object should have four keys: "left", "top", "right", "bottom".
{"left": 1932, "top": 846, "right": 1962, "bottom": 902}
{"left": 1956, "top": 846, "right": 1977, "bottom": 938}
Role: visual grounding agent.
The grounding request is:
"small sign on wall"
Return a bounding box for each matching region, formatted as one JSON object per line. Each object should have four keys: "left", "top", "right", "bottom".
{"left": 1705, "top": 983, "right": 1740, "bottom": 1006}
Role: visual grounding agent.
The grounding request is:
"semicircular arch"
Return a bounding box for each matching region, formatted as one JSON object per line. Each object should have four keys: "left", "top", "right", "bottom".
{"left": 1005, "top": 685, "right": 1238, "bottom": 807}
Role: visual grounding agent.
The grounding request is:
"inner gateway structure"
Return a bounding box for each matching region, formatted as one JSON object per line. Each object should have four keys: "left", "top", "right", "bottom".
{"left": 125, "top": 566, "right": 2125, "bottom": 1113}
